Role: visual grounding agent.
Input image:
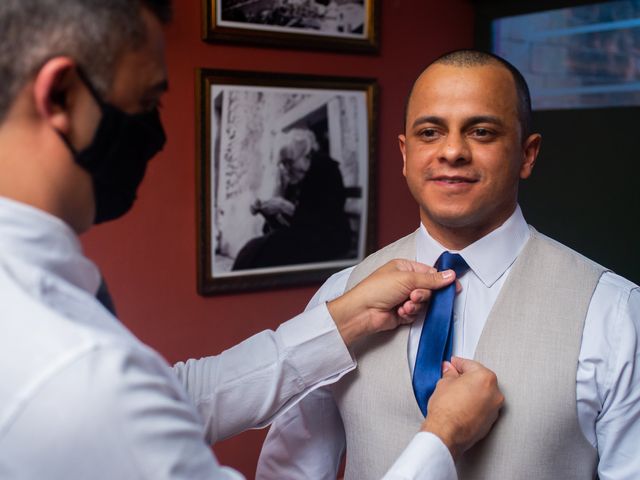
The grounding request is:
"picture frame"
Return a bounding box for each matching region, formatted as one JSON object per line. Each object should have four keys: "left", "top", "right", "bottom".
{"left": 196, "top": 69, "right": 378, "bottom": 295}
{"left": 202, "top": 0, "right": 380, "bottom": 53}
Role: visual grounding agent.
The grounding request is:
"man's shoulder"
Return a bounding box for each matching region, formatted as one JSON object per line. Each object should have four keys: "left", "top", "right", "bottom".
{"left": 0, "top": 275, "right": 172, "bottom": 435}
{"left": 363, "top": 230, "right": 419, "bottom": 262}
{"left": 307, "top": 154, "right": 341, "bottom": 178}
{"left": 528, "top": 227, "right": 607, "bottom": 273}
{"left": 307, "top": 266, "right": 355, "bottom": 309}
{"left": 529, "top": 227, "right": 639, "bottom": 292}
{"left": 0, "top": 326, "right": 177, "bottom": 436}
{"left": 0, "top": 279, "right": 146, "bottom": 379}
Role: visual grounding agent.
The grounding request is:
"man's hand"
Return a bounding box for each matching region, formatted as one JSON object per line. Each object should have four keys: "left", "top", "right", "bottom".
{"left": 256, "top": 197, "right": 295, "bottom": 217}
{"left": 327, "top": 259, "right": 456, "bottom": 346}
{"left": 421, "top": 357, "right": 504, "bottom": 460}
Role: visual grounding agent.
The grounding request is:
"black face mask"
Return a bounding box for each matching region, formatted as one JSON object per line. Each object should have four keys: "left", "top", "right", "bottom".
{"left": 58, "top": 69, "right": 166, "bottom": 224}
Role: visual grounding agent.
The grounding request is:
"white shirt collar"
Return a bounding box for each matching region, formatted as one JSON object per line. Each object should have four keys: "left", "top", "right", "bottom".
{"left": 417, "top": 205, "right": 530, "bottom": 287}
{"left": 0, "top": 196, "right": 101, "bottom": 295}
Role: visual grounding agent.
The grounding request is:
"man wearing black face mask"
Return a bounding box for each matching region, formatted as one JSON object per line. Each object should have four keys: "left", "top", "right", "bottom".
{"left": 0, "top": 1, "right": 505, "bottom": 479}
{"left": 55, "top": 68, "right": 167, "bottom": 224}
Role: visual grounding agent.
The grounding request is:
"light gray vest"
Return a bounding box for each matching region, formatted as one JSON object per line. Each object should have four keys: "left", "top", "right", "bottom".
{"left": 332, "top": 227, "right": 604, "bottom": 479}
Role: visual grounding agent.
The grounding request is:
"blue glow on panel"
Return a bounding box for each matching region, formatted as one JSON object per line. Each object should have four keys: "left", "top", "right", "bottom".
{"left": 492, "top": 1, "right": 640, "bottom": 110}
{"left": 529, "top": 18, "right": 640, "bottom": 39}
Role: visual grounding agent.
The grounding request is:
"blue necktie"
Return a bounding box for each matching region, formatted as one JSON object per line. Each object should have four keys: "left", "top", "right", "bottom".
{"left": 412, "top": 252, "right": 469, "bottom": 416}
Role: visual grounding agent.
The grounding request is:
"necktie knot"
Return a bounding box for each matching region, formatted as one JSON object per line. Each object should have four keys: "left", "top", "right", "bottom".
{"left": 436, "top": 252, "right": 469, "bottom": 278}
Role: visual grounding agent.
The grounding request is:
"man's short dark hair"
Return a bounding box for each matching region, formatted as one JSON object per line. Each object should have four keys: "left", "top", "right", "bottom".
{"left": 0, "top": 0, "right": 173, "bottom": 122}
{"left": 404, "top": 49, "right": 533, "bottom": 139}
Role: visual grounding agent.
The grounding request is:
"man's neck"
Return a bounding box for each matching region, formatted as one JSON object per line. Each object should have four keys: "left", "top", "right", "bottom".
{"left": 425, "top": 227, "right": 486, "bottom": 251}
{"left": 421, "top": 208, "right": 517, "bottom": 251}
{"left": 0, "top": 119, "right": 94, "bottom": 234}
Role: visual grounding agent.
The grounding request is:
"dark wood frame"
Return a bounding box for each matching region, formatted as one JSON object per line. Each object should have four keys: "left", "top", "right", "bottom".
{"left": 202, "top": 0, "right": 380, "bottom": 53}
{"left": 196, "top": 68, "right": 378, "bottom": 295}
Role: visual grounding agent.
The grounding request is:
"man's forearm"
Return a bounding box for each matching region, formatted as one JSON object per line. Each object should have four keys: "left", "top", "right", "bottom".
{"left": 172, "top": 303, "right": 354, "bottom": 443}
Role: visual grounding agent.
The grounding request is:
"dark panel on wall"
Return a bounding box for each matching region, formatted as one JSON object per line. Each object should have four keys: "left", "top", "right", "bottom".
{"left": 520, "top": 107, "right": 640, "bottom": 283}
{"left": 474, "top": 0, "right": 640, "bottom": 285}
{"left": 473, "top": 0, "right": 607, "bottom": 50}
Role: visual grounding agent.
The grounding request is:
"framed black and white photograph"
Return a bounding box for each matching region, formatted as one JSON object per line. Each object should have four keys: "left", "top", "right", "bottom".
{"left": 202, "top": 0, "right": 379, "bottom": 53}
{"left": 196, "top": 69, "right": 377, "bottom": 295}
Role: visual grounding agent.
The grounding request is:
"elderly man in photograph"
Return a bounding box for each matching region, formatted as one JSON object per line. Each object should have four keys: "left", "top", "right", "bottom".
{"left": 233, "top": 128, "right": 352, "bottom": 270}
{"left": 257, "top": 49, "right": 640, "bottom": 480}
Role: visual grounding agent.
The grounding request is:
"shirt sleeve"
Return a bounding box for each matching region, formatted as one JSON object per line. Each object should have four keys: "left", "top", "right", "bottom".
{"left": 256, "top": 384, "right": 347, "bottom": 480}
{"left": 584, "top": 276, "right": 640, "bottom": 480}
{"left": 256, "top": 267, "right": 353, "bottom": 479}
{"left": 172, "top": 271, "right": 356, "bottom": 444}
{"left": 383, "top": 432, "right": 457, "bottom": 480}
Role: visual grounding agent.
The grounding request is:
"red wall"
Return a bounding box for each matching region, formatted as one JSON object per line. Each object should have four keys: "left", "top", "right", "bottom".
{"left": 81, "top": 1, "right": 474, "bottom": 476}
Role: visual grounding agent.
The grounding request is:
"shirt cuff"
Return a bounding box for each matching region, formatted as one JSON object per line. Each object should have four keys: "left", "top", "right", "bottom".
{"left": 383, "top": 432, "right": 457, "bottom": 480}
{"left": 277, "top": 302, "right": 356, "bottom": 388}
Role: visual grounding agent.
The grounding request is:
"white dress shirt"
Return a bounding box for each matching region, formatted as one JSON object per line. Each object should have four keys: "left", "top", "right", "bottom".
{"left": 0, "top": 196, "right": 360, "bottom": 479}
{"left": 257, "top": 206, "right": 640, "bottom": 480}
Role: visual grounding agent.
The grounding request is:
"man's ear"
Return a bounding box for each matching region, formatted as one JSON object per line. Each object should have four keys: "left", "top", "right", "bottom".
{"left": 398, "top": 134, "right": 408, "bottom": 177}
{"left": 520, "top": 133, "right": 542, "bottom": 180}
{"left": 32, "top": 57, "right": 78, "bottom": 135}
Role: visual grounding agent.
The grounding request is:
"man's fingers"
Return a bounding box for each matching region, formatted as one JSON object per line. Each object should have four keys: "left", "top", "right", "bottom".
{"left": 375, "top": 260, "right": 454, "bottom": 294}
{"left": 397, "top": 299, "right": 426, "bottom": 323}
{"left": 401, "top": 269, "right": 456, "bottom": 294}
{"left": 397, "top": 300, "right": 416, "bottom": 317}
{"left": 451, "top": 358, "right": 502, "bottom": 410}
{"left": 442, "top": 361, "right": 460, "bottom": 379}
{"left": 408, "top": 288, "right": 432, "bottom": 303}
{"left": 391, "top": 261, "right": 455, "bottom": 291}
{"left": 450, "top": 356, "right": 483, "bottom": 374}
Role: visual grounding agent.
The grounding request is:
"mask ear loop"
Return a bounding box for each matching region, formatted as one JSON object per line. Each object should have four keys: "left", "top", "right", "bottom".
{"left": 54, "top": 66, "right": 104, "bottom": 159}
{"left": 55, "top": 128, "right": 80, "bottom": 157}
{"left": 74, "top": 66, "right": 107, "bottom": 109}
